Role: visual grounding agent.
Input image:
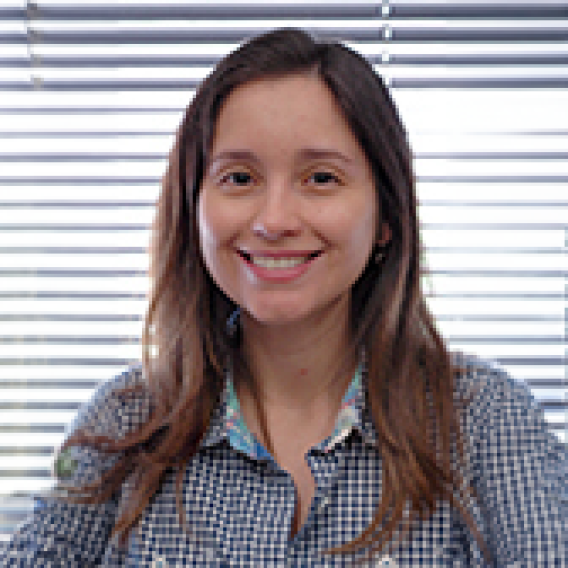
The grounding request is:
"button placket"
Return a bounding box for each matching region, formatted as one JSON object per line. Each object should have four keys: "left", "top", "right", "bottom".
{"left": 308, "top": 450, "right": 342, "bottom": 527}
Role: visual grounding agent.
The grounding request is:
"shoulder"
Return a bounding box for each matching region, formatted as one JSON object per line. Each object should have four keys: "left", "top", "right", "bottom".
{"left": 449, "top": 355, "right": 567, "bottom": 564}
{"left": 450, "top": 351, "right": 565, "bottom": 472}
{"left": 450, "top": 351, "right": 541, "bottom": 424}
{"left": 450, "top": 351, "right": 565, "bottom": 465}
{"left": 52, "top": 365, "right": 152, "bottom": 485}
{"left": 66, "top": 364, "right": 152, "bottom": 440}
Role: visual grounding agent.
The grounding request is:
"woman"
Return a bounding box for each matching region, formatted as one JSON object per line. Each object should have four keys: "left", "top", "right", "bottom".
{"left": 2, "top": 28, "right": 565, "bottom": 567}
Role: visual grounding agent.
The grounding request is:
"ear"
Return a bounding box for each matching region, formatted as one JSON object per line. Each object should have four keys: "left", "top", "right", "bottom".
{"left": 376, "top": 221, "right": 391, "bottom": 247}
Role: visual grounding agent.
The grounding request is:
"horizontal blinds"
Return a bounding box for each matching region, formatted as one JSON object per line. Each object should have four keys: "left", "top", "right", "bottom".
{"left": 0, "top": 0, "right": 566, "bottom": 540}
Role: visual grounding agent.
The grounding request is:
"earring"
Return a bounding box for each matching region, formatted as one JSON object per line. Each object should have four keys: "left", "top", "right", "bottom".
{"left": 226, "top": 308, "right": 241, "bottom": 342}
{"left": 374, "top": 247, "right": 385, "bottom": 264}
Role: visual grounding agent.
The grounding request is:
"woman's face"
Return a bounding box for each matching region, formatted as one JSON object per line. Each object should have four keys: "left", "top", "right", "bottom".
{"left": 198, "top": 74, "right": 388, "bottom": 328}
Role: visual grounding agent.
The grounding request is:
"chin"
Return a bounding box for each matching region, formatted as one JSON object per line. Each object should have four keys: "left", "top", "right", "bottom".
{"left": 250, "top": 312, "right": 305, "bottom": 327}
{"left": 243, "top": 305, "right": 312, "bottom": 327}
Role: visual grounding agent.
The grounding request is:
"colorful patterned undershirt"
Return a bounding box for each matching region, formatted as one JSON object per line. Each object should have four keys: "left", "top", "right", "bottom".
{"left": 223, "top": 363, "right": 364, "bottom": 462}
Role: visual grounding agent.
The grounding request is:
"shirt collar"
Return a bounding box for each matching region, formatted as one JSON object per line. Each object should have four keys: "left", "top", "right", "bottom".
{"left": 199, "top": 361, "right": 376, "bottom": 459}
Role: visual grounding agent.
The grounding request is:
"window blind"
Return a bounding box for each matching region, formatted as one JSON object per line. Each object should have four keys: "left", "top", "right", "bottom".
{"left": 0, "top": 0, "right": 566, "bottom": 540}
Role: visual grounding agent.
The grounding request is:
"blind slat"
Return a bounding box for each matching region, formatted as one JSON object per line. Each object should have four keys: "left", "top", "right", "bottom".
{"left": 4, "top": 1, "right": 565, "bottom": 21}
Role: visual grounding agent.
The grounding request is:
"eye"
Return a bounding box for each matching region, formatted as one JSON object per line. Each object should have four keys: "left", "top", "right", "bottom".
{"left": 221, "top": 170, "right": 254, "bottom": 186}
{"left": 307, "top": 170, "right": 341, "bottom": 186}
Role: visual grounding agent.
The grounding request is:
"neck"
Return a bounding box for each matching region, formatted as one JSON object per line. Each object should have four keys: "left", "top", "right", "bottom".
{"left": 239, "top": 302, "right": 357, "bottom": 412}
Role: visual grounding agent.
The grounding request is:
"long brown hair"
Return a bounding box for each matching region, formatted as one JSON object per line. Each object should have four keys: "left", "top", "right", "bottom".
{"left": 55, "top": 28, "right": 490, "bottom": 562}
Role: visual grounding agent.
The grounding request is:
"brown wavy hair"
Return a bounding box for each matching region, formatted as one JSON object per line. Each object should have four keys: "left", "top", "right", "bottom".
{"left": 56, "top": 28, "right": 490, "bottom": 563}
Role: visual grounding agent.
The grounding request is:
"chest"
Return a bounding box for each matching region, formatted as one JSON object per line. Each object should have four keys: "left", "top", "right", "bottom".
{"left": 101, "top": 446, "right": 488, "bottom": 567}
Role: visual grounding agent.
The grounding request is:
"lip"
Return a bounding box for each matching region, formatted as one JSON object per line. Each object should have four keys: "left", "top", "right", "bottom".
{"left": 237, "top": 249, "right": 322, "bottom": 282}
{"left": 239, "top": 249, "right": 321, "bottom": 259}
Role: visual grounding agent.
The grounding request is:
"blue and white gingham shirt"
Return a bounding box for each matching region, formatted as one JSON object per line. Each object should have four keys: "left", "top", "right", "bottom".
{"left": 2, "top": 353, "right": 566, "bottom": 566}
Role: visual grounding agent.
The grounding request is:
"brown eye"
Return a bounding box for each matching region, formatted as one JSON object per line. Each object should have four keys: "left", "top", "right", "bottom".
{"left": 224, "top": 171, "right": 253, "bottom": 185}
{"left": 309, "top": 171, "right": 340, "bottom": 185}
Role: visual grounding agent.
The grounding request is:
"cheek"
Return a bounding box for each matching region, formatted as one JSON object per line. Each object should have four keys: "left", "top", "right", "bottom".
{"left": 340, "top": 211, "right": 376, "bottom": 277}
{"left": 198, "top": 190, "right": 250, "bottom": 241}
{"left": 197, "top": 193, "right": 245, "bottom": 286}
{"left": 197, "top": 194, "right": 225, "bottom": 277}
{"left": 330, "top": 203, "right": 376, "bottom": 253}
{"left": 198, "top": 193, "right": 229, "bottom": 251}
{"left": 356, "top": 208, "right": 377, "bottom": 250}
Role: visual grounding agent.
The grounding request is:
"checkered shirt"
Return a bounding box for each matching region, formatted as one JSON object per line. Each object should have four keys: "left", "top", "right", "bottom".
{"left": 2, "top": 353, "right": 566, "bottom": 566}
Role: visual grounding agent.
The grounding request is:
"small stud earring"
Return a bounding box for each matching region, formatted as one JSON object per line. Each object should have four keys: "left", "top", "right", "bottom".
{"left": 375, "top": 248, "right": 385, "bottom": 264}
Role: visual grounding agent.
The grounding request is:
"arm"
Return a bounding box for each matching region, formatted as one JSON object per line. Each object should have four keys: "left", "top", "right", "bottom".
{"left": 1, "top": 367, "right": 147, "bottom": 567}
{"left": 468, "top": 364, "right": 567, "bottom": 567}
{"left": 0, "top": 450, "right": 119, "bottom": 567}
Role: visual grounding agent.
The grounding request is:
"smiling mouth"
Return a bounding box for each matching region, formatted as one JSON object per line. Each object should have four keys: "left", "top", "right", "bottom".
{"left": 238, "top": 251, "right": 321, "bottom": 269}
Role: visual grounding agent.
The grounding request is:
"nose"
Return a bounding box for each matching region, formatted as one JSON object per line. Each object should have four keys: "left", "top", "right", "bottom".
{"left": 252, "top": 181, "right": 301, "bottom": 241}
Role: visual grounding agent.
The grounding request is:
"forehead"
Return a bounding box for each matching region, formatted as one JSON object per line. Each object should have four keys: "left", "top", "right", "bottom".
{"left": 209, "top": 74, "right": 364, "bottom": 157}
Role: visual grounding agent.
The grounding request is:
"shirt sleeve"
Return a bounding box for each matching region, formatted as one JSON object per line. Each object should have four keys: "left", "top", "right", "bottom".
{"left": 0, "top": 367, "right": 148, "bottom": 567}
{"left": 467, "top": 364, "right": 567, "bottom": 567}
{"left": 0, "top": 454, "right": 120, "bottom": 567}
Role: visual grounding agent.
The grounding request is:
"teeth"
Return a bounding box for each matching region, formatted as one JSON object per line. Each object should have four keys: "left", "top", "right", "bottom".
{"left": 250, "top": 256, "right": 311, "bottom": 269}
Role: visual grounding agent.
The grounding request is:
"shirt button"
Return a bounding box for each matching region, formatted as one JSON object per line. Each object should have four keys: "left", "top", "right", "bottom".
{"left": 318, "top": 497, "right": 329, "bottom": 511}
{"left": 152, "top": 558, "right": 166, "bottom": 568}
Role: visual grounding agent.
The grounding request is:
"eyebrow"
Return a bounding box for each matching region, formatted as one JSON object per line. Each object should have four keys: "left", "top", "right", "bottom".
{"left": 299, "top": 148, "right": 353, "bottom": 164}
{"left": 208, "top": 148, "right": 353, "bottom": 167}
